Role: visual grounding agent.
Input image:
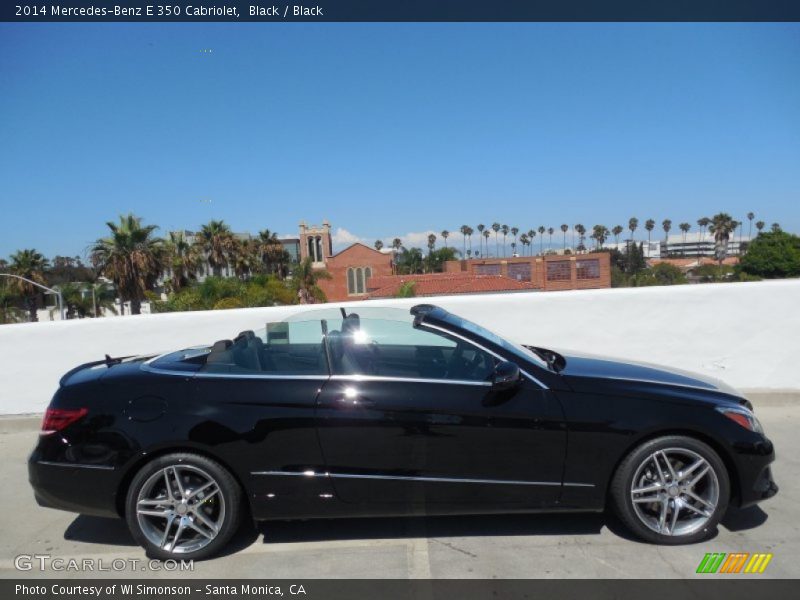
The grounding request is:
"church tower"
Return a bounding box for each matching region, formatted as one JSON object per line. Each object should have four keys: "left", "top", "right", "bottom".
{"left": 299, "top": 220, "right": 333, "bottom": 268}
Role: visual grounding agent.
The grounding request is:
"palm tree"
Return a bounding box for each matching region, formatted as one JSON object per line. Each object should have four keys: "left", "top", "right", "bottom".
{"left": 547, "top": 227, "right": 554, "bottom": 252}
{"left": 441, "top": 230, "right": 449, "bottom": 248}
{"left": 645, "top": 219, "right": 655, "bottom": 244}
{"left": 374, "top": 240, "right": 384, "bottom": 252}
{"left": 756, "top": 220, "right": 765, "bottom": 234}
{"left": 574, "top": 224, "right": 586, "bottom": 253}
{"left": 560, "top": 224, "right": 569, "bottom": 250}
{"left": 708, "top": 213, "right": 737, "bottom": 266}
{"left": 491, "top": 223, "right": 501, "bottom": 257}
{"left": 612, "top": 225, "right": 623, "bottom": 245}
{"left": 511, "top": 227, "right": 519, "bottom": 253}
{"left": 258, "top": 229, "right": 290, "bottom": 279}
{"left": 8, "top": 248, "right": 50, "bottom": 322}
{"left": 520, "top": 233, "right": 529, "bottom": 256}
{"left": 771, "top": 223, "right": 782, "bottom": 233}
{"left": 231, "top": 238, "right": 260, "bottom": 280}
{"left": 476, "top": 224, "right": 485, "bottom": 257}
{"left": 292, "top": 257, "right": 331, "bottom": 304}
{"left": 527, "top": 230, "right": 535, "bottom": 256}
{"left": 628, "top": 217, "right": 639, "bottom": 244}
{"left": 164, "top": 231, "right": 202, "bottom": 292}
{"left": 537, "top": 226, "right": 545, "bottom": 254}
{"left": 501, "top": 224, "right": 509, "bottom": 257}
{"left": 89, "top": 214, "right": 165, "bottom": 315}
{"left": 196, "top": 220, "right": 233, "bottom": 277}
{"left": 466, "top": 227, "right": 474, "bottom": 257}
{"left": 392, "top": 237, "right": 403, "bottom": 251}
{"left": 591, "top": 225, "right": 610, "bottom": 249}
{"left": 460, "top": 225, "right": 469, "bottom": 257}
{"left": 679, "top": 222, "right": 691, "bottom": 256}
{"left": 482, "top": 229, "right": 491, "bottom": 256}
{"left": 747, "top": 212, "right": 755, "bottom": 241}
{"left": 662, "top": 219, "right": 672, "bottom": 256}
{"left": 697, "top": 217, "right": 711, "bottom": 245}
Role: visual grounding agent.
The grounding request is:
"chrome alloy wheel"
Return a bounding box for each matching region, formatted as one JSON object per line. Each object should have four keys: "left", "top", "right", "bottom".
{"left": 136, "top": 464, "right": 225, "bottom": 554}
{"left": 629, "top": 447, "right": 720, "bottom": 537}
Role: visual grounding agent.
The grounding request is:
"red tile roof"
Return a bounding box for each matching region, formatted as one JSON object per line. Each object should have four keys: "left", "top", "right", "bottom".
{"left": 366, "top": 273, "right": 536, "bottom": 298}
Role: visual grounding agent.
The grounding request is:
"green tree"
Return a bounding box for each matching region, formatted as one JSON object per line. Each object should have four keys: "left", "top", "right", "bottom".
{"left": 645, "top": 219, "right": 655, "bottom": 243}
{"left": 631, "top": 263, "right": 686, "bottom": 287}
{"left": 708, "top": 213, "right": 738, "bottom": 266}
{"left": 90, "top": 215, "right": 165, "bottom": 315}
{"left": 292, "top": 257, "right": 331, "bottom": 304}
{"left": 737, "top": 231, "right": 800, "bottom": 279}
{"left": 476, "top": 224, "right": 485, "bottom": 257}
{"left": 196, "top": 220, "right": 234, "bottom": 277}
{"left": 395, "top": 281, "right": 416, "bottom": 298}
{"left": 374, "top": 239, "right": 384, "bottom": 252}
{"left": 164, "top": 231, "right": 202, "bottom": 292}
{"left": 440, "top": 230, "right": 449, "bottom": 248}
{"left": 501, "top": 224, "right": 509, "bottom": 257}
{"left": 628, "top": 217, "right": 639, "bottom": 242}
{"left": 8, "top": 249, "right": 50, "bottom": 322}
{"left": 492, "top": 223, "right": 501, "bottom": 257}
{"left": 662, "top": 219, "right": 672, "bottom": 255}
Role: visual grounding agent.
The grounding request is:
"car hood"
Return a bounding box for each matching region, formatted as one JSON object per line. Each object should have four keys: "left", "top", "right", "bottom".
{"left": 554, "top": 351, "right": 749, "bottom": 407}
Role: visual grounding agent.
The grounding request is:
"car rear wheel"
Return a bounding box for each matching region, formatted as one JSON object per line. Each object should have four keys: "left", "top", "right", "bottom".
{"left": 125, "top": 452, "right": 242, "bottom": 560}
{"left": 610, "top": 435, "right": 730, "bottom": 544}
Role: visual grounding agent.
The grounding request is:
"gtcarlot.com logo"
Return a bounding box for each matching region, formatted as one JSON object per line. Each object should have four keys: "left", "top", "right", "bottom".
{"left": 696, "top": 552, "right": 773, "bottom": 574}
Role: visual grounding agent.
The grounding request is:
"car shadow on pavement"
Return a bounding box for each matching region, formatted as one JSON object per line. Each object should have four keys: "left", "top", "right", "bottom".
{"left": 63, "top": 505, "right": 768, "bottom": 556}
{"left": 721, "top": 505, "right": 769, "bottom": 532}
{"left": 64, "top": 515, "right": 137, "bottom": 546}
{"left": 256, "top": 512, "right": 612, "bottom": 545}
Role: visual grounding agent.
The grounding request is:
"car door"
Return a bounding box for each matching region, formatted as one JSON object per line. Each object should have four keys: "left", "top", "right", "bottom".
{"left": 189, "top": 320, "right": 336, "bottom": 520}
{"left": 315, "top": 314, "right": 566, "bottom": 511}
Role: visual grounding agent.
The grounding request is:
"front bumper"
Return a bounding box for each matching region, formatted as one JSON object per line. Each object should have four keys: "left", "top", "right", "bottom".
{"left": 733, "top": 436, "right": 778, "bottom": 508}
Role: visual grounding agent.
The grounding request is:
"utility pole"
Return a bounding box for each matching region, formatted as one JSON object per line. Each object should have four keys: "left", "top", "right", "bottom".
{"left": 0, "top": 273, "right": 64, "bottom": 321}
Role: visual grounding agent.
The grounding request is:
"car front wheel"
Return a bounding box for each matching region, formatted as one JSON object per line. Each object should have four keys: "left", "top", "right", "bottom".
{"left": 125, "top": 452, "right": 243, "bottom": 560}
{"left": 610, "top": 435, "right": 730, "bottom": 544}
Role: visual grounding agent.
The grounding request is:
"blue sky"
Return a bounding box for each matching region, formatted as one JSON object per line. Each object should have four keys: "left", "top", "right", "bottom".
{"left": 1, "top": 23, "right": 798, "bottom": 259}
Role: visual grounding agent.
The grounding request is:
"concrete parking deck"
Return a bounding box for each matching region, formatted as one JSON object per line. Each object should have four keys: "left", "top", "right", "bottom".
{"left": 1, "top": 404, "right": 798, "bottom": 579}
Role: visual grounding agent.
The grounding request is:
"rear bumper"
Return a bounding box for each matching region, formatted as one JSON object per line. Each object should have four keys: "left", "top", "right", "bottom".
{"left": 28, "top": 453, "right": 120, "bottom": 519}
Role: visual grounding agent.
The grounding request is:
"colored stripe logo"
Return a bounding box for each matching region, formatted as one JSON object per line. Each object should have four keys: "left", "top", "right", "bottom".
{"left": 696, "top": 553, "right": 773, "bottom": 574}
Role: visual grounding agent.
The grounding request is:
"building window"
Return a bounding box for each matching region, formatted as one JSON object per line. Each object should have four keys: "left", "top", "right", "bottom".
{"left": 347, "top": 266, "right": 372, "bottom": 295}
{"left": 475, "top": 263, "right": 501, "bottom": 276}
{"left": 546, "top": 260, "right": 571, "bottom": 282}
{"left": 576, "top": 259, "right": 600, "bottom": 280}
{"left": 507, "top": 262, "right": 532, "bottom": 281}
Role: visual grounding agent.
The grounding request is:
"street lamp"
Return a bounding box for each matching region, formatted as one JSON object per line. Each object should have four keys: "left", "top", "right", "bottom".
{"left": 0, "top": 273, "right": 64, "bottom": 321}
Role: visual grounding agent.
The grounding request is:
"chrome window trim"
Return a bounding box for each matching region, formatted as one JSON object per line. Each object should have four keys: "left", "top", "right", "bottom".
{"left": 250, "top": 470, "right": 593, "bottom": 488}
{"left": 330, "top": 374, "right": 492, "bottom": 387}
{"left": 419, "top": 323, "right": 549, "bottom": 390}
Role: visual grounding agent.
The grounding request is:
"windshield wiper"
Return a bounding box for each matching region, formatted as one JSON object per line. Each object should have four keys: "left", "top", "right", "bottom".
{"left": 523, "top": 345, "right": 566, "bottom": 373}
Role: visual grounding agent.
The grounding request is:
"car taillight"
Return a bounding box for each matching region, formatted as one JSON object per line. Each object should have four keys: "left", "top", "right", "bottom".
{"left": 41, "top": 407, "right": 88, "bottom": 434}
{"left": 716, "top": 406, "right": 764, "bottom": 433}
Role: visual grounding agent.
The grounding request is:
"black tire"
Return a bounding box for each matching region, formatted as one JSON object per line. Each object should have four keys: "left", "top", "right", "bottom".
{"left": 125, "top": 452, "right": 243, "bottom": 560}
{"left": 610, "top": 435, "right": 730, "bottom": 545}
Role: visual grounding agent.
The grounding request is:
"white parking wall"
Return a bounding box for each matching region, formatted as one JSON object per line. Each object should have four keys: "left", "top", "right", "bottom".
{"left": 0, "top": 279, "right": 798, "bottom": 415}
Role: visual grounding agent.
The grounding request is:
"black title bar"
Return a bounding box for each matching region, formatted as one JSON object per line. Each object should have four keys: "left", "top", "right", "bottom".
{"left": 3, "top": 1, "right": 800, "bottom": 23}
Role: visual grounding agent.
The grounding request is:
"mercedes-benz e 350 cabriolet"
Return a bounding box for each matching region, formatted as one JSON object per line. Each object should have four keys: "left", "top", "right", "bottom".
{"left": 29, "top": 304, "right": 777, "bottom": 559}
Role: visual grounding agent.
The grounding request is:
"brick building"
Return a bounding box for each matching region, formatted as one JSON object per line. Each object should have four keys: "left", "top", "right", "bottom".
{"left": 299, "top": 219, "right": 611, "bottom": 302}
{"left": 444, "top": 253, "right": 611, "bottom": 292}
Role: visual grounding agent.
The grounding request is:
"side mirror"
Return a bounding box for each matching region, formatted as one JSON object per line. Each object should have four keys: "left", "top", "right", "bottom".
{"left": 492, "top": 361, "right": 521, "bottom": 390}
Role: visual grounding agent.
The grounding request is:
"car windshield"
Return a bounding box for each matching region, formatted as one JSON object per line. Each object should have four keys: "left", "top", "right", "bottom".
{"left": 439, "top": 312, "right": 549, "bottom": 369}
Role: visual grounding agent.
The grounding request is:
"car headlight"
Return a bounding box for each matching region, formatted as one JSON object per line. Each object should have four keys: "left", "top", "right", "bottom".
{"left": 716, "top": 406, "right": 764, "bottom": 434}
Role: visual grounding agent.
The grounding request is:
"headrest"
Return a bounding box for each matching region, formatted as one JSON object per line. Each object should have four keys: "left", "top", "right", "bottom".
{"left": 211, "top": 339, "right": 232, "bottom": 352}
{"left": 342, "top": 314, "right": 361, "bottom": 334}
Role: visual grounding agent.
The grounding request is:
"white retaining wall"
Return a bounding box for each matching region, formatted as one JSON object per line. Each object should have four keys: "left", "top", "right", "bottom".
{"left": 1, "top": 280, "right": 798, "bottom": 415}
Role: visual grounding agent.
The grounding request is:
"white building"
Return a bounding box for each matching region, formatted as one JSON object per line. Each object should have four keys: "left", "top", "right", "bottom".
{"left": 604, "top": 232, "right": 752, "bottom": 259}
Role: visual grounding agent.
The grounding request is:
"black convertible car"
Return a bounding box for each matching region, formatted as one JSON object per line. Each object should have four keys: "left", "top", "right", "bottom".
{"left": 29, "top": 304, "right": 777, "bottom": 559}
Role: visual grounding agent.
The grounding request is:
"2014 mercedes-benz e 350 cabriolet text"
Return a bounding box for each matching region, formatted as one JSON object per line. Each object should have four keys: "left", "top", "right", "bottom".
{"left": 29, "top": 305, "right": 777, "bottom": 559}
